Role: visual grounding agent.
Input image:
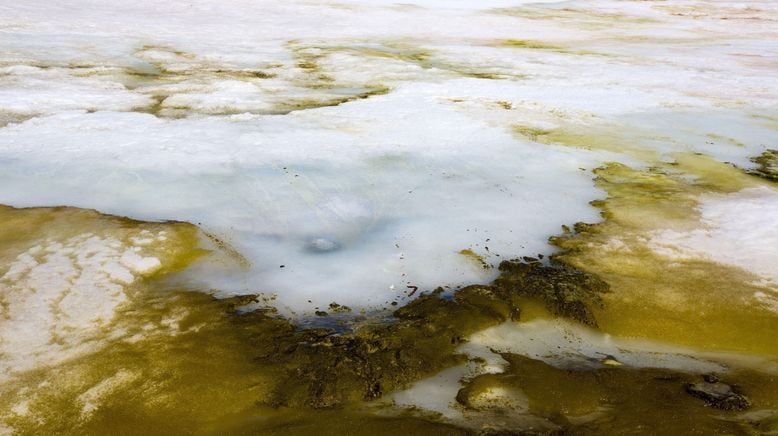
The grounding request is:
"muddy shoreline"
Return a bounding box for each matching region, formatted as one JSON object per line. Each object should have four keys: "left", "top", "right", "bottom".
{"left": 1, "top": 196, "right": 777, "bottom": 434}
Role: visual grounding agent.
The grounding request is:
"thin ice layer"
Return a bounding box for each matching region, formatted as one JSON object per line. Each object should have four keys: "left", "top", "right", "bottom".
{"left": 651, "top": 187, "right": 778, "bottom": 284}
{"left": 650, "top": 187, "right": 778, "bottom": 310}
{"left": 0, "top": 206, "right": 200, "bottom": 383}
{"left": 0, "top": 233, "right": 162, "bottom": 380}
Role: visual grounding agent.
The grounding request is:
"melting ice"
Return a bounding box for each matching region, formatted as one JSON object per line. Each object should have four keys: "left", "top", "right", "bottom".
{"left": 2, "top": 0, "right": 778, "bottom": 432}
{"left": 2, "top": 0, "right": 775, "bottom": 311}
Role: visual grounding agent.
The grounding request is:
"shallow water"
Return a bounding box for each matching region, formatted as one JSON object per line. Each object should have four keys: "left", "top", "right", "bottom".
{"left": 1, "top": 0, "right": 778, "bottom": 434}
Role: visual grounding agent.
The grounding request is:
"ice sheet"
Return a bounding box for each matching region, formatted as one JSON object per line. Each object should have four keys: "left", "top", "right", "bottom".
{"left": 1, "top": 0, "right": 777, "bottom": 311}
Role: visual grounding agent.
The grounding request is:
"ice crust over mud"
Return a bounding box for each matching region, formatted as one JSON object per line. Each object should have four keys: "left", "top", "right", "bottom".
{"left": 0, "top": 230, "right": 166, "bottom": 382}
{"left": 3, "top": 0, "right": 778, "bottom": 310}
{"left": 651, "top": 187, "right": 778, "bottom": 285}
{"left": 651, "top": 187, "right": 778, "bottom": 310}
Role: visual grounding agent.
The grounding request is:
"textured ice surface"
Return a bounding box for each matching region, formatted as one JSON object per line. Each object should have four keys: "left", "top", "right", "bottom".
{"left": 0, "top": 231, "right": 164, "bottom": 382}
{"left": 0, "top": 93, "right": 602, "bottom": 309}
{"left": 651, "top": 187, "right": 778, "bottom": 283}
{"left": 2, "top": 0, "right": 778, "bottom": 311}
{"left": 651, "top": 187, "right": 778, "bottom": 309}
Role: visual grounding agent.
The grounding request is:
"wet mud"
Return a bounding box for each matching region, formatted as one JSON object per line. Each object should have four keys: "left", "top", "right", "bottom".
{"left": 1, "top": 163, "right": 777, "bottom": 434}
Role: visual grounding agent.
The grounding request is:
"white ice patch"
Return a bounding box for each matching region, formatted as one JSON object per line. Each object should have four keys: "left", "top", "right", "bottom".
{"left": 0, "top": 84, "right": 604, "bottom": 311}
{"left": 391, "top": 365, "right": 471, "bottom": 420}
{"left": 0, "top": 234, "right": 160, "bottom": 382}
{"left": 160, "top": 80, "right": 275, "bottom": 114}
{"left": 650, "top": 187, "right": 778, "bottom": 303}
{"left": 0, "top": 66, "right": 153, "bottom": 116}
{"left": 2, "top": 0, "right": 778, "bottom": 312}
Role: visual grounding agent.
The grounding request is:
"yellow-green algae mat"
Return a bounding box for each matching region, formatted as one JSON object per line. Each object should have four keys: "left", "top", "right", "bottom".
{"left": 2, "top": 153, "right": 778, "bottom": 435}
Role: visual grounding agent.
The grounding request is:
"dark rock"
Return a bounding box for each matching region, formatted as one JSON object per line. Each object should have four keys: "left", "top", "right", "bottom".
{"left": 686, "top": 377, "right": 751, "bottom": 411}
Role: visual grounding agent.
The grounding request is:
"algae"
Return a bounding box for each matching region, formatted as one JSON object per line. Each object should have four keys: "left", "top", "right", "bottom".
{"left": 458, "top": 248, "right": 490, "bottom": 269}
{"left": 512, "top": 123, "right": 661, "bottom": 162}
{"left": 512, "top": 125, "right": 553, "bottom": 142}
{"left": 3, "top": 165, "right": 777, "bottom": 435}
{"left": 0, "top": 257, "right": 604, "bottom": 433}
{"left": 0, "top": 204, "right": 204, "bottom": 277}
{"left": 491, "top": 6, "right": 658, "bottom": 30}
{"left": 550, "top": 158, "right": 778, "bottom": 356}
{"left": 515, "top": 104, "right": 776, "bottom": 359}
{"left": 276, "top": 85, "right": 390, "bottom": 112}
{"left": 502, "top": 39, "right": 562, "bottom": 50}
{"left": 0, "top": 203, "right": 613, "bottom": 434}
{"left": 706, "top": 132, "right": 747, "bottom": 148}
{"left": 454, "top": 353, "right": 778, "bottom": 434}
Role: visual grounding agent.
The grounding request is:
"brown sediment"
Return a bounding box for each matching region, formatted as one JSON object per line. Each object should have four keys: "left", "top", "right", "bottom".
{"left": 490, "top": 5, "right": 658, "bottom": 28}
{"left": 275, "top": 84, "right": 390, "bottom": 113}
{"left": 202, "top": 231, "right": 251, "bottom": 268}
{"left": 4, "top": 39, "right": 536, "bottom": 123}
{"left": 328, "top": 302, "right": 352, "bottom": 313}
{"left": 10, "top": 44, "right": 394, "bottom": 119}
{"left": 290, "top": 40, "right": 528, "bottom": 84}
{"left": 493, "top": 260, "right": 607, "bottom": 327}
{"left": 500, "top": 39, "right": 611, "bottom": 58}
{"left": 495, "top": 101, "right": 512, "bottom": 110}
{"left": 237, "top": 259, "right": 606, "bottom": 410}
{"left": 0, "top": 111, "right": 35, "bottom": 128}
{"left": 501, "top": 39, "right": 562, "bottom": 50}
{"left": 747, "top": 149, "right": 778, "bottom": 182}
